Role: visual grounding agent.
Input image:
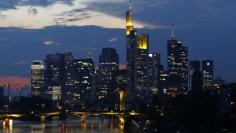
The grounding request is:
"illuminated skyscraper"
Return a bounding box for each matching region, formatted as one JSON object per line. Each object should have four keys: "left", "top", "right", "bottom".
{"left": 167, "top": 25, "right": 188, "bottom": 93}
{"left": 71, "top": 57, "right": 95, "bottom": 105}
{"left": 97, "top": 48, "right": 119, "bottom": 100}
{"left": 126, "top": 3, "right": 149, "bottom": 95}
{"left": 202, "top": 60, "right": 214, "bottom": 90}
{"left": 126, "top": 0, "right": 134, "bottom": 36}
{"left": 31, "top": 61, "right": 45, "bottom": 97}
{"left": 136, "top": 33, "right": 149, "bottom": 94}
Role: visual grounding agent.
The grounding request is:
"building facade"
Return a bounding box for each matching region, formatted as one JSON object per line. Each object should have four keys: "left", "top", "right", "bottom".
{"left": 31, "top": 61, "right": 45, "bottom": 97}
{"left": 148, "top": 52, "right": 161, "bottom": 95}
{"left": 202, "top": 60, "right": 214, "bottom": 90}
{"left": 45, "top": 53, "right": 66, "bottom": 101}
{"left": 126, "top": 5, "right": 149, "bottom": 96}
{"left": 167, "top": 31, "right": 188, "bottom": 93}
{"left": 97, "top": 48, "right": 119, "bottom": 100}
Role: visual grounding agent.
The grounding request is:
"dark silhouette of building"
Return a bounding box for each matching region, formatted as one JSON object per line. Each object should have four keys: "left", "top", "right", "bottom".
{"left": 64, "top": 52, "right": 74, "bottom": 102}
{"left": 45, "top": 53, "right": 68, "bottom": 101}
{"left": 0, "top": 86, "right": 3, "bottom": 109}
{"left": 202, "top": 60, "right": 214, "bottom": 90}
{"left": 189, "top": 60, "right": 201, "bottom": 91}
{"left": 191, "top": 69, "right": 203, "bottom": 92}
{"left": 148, "top": 52, "right": 161, "bottom": 95}
{"left": 160, "top": 65, "right": 168, "bottom": 94}
{"left": 167, "top": 25, "right": 188, "bottom": 93}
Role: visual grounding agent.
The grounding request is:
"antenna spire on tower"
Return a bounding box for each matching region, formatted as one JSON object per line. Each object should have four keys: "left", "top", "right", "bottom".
{"left": 129, "top": 0, "right": 132, "bottom": 11}
{"left": 171, "top": 24, "right": 175, "bottom": 39}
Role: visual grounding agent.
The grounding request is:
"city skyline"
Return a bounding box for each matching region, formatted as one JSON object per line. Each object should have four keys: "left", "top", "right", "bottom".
{"left": 0, "top": 1, "right": 236, "bottom": 132}
{"left": 0, "top": 0, "right": 235, "bottom": 86}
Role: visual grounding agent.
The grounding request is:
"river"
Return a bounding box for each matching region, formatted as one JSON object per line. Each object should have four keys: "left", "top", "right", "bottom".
{"left": 0, "top": 117, "right": 123, "bottom": 133}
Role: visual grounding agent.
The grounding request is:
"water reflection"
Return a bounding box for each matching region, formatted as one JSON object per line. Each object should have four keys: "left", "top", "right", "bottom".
{"left": 1, "top": 117, "right": 122, "bottom": 133}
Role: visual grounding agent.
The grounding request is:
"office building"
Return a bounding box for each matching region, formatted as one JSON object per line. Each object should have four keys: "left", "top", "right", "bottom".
{"left": 31, "top": 61, "right": 45, "bottom": 97}
{"left": 148, "top": 52, "right": 161, "bottom": 94}
{"left": 189, "top": 60, "right": 201, "bottom": 91}
{"left": 202, "top": 60, "right": 214, "bottom": 90}
{"left": 45, "top": 53, "right": 66, "bottom": 101}
{"left": 97, "top": 48, "right": 119, "bottom": 100}
{"left": 167, "top": 26, "right": 188, "bottom": 93}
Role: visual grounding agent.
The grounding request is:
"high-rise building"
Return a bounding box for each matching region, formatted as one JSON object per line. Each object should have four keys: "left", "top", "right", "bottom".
{"left": 126, "top": 0, "right": 134, "bottom": 36}
{"left": 64, "top": 52, "right": 74, "bottom": 102}
{"left": 160, "top": 65, "right": 168, "bottom": 94}
{"left": 126, "top": 3, "right": 149, "bottom": 95}
{"left": 71, "top": 57, "right": 95, "bottom": 105}
{"left": 127, "top": 30, "right": 138, "bottom": 93}
{"left": 189, "top": 60, "right": 201, "bottom": 91}
{"left": 148, "top": 53, "right": 161, "bottom": 95}
{"left": 45, "top": 53, "right": 66, "bottom": 101}
{"left": 136, "top": 33, "right": 149, "bottom": 94}
{"left": 31, "top": 61, "right": 45, "bottom": 97}
{"left": 0, "top": 86, "right": 3, "bottom": 109}
{"left": 97, "top": 48, "right": 119, "bottom": 100}
{"left": 202, "top": 60, "right": 214, "bottom": 90}
{"left": 167, "top": 25, "right": 188, "bottom": 93}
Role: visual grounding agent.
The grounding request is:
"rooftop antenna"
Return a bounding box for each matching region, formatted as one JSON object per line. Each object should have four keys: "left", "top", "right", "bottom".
{"left": 171, "top": 24, "right": 175, "bottom": 39}
{"left": 88, "top": 50, "right": 93, "bottom": 59}
{"left": 129, "top": 0, "right": 132, "bottom": 11}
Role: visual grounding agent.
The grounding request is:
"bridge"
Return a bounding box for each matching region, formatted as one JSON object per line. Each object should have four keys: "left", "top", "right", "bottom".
{"left": 0, "top": 88, "right": 147, "bottom": 130}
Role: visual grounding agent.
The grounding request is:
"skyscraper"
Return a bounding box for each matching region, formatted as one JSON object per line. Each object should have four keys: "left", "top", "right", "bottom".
{"left": 45, "top": 53, "right": 66, "bottom": 101}
{"left": 127, "top": 30, "right": 138, "bottom": 93}
{"left": 64, "top": 52, "right": 74, "bottom": 102}
{"left": 126, "top": 0, "right": 134, "bottom": 36}
{"left": 71, "top": 55, "right": 95, "bottom": 105}
{"left": 97, "top": 48, "right": 119, "bottom": 100}
{"left": 167, "top": 25, "right": 188, "bottom": 93}
{"left": 189, "top": 60, "right": 201, "bottom": 91}
{"left": 202, "top": 60, "right": 214, "bottom": 90}
{"left": 136, "top": 33, "right": 149, "bottom": 94}
{"left": 160, "top": 65, "right": 168, "bottom": 94}
{"left": 31, "top": 61, "right": 45, "bottom": 97}
{"left": 148, "top": 52, "right": 161, "bottom": 95}
{"left": 126, "top": 3, "right": 149, "bottom": 95}
{"left": 0, "top": 86, "right": 4, "bottom": 109}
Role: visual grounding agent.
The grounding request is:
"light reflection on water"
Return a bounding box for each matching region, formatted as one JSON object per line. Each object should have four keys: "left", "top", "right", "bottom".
{"left": 1, "top": 117, "right": 122, "bottom": 133}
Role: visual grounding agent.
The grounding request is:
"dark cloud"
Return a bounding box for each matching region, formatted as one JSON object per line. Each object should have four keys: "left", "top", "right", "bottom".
{"left": 54, "top": 9, "right": 92, "bottom": 24}
{"left": 28, "top": 7, "right": 38, "bottom": 16}
{"left": 60, "top": 8, "right": 87, "bottom": 17}
{"left": 0, "top": 0, "right": 74, "bottom": 10}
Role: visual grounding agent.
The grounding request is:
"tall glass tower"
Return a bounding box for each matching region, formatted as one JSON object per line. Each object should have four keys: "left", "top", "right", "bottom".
{"left": 167, "top": 25, "right": 189, "bottom": 93}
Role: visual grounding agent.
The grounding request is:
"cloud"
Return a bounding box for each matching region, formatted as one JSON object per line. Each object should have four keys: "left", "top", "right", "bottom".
{"left": 0, "top": 0, "right": 155, "bottom": 29}
{"left": 0, "top": 11, "right": 6, "bottom": 18}
{"left": 13, "top": 60, "right": 29, "bottom": 65}
{"left": 0, "top": 0, "right": 74, "bottom": 10}
{"left": 109, "top": 37, "right": 118, "bottom": 42}
{"left": 43, "top": 38, "right": 60, "bottom": 46}
{"left": 28, "top": 7, "right": 38, "bottom": 16}
{"left": 197, "top": 0, "right": 236, "bottom": 15}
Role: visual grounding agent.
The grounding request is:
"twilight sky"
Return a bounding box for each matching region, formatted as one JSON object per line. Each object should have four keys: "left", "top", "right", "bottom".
{"left": 0, "top": 0, "right": 235, "bottom": 87}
